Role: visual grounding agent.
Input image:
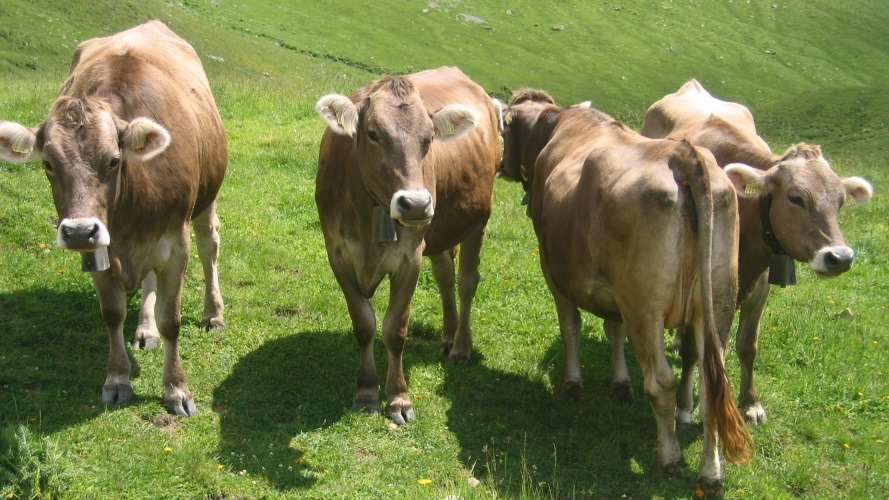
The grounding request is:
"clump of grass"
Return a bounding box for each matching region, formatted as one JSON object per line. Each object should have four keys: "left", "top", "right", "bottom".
{"left": 0, "top": 425, "right": 71, "bottom": 499}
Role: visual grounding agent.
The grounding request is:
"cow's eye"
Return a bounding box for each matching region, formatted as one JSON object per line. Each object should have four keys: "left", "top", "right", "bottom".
{"left": 788, "top": 194, "right": 805, "bottom": 207}
{"left": 109, "top": 156, "right": 121, "bottom": 171}
{"left": 367, "top": 130, "right": 380, "bottom": 143}
{"left": 421, "top": 137, "right": 431, "bottom": 154}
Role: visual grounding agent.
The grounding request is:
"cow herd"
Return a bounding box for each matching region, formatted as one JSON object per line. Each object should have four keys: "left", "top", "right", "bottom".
{"left": 0, "top": 21, "right": 873, "bottom": 495}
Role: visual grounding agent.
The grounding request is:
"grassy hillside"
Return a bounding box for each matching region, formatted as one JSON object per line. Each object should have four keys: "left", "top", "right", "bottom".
{"left": 1, "top": 1, "right": 887, "bottom": 498}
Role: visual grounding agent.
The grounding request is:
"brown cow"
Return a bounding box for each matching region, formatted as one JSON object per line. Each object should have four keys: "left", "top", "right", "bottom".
{"left": 0, "top": 21, "right": 227, "bottom": 415}
{"left": 314, "top": 67, "right": 500, "bottom": 424}
{"left": 642, "top": 79, "right": 873, "bottom": 424}
{"left": 498, "top": 89, "right": 748, "bottom": 495}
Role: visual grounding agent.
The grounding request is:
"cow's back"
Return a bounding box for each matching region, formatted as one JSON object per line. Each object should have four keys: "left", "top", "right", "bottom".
{"left": 63, "top": 21, "right": 226, "bottom": 221}
{"left": 408, "top": 67, "right": 501, "bottom": 254}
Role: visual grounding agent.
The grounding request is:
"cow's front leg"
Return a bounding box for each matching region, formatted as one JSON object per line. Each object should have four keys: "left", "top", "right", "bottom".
{"left": 92, "top": 271, "right": 132, "bottom": 405}
{"left": 133, "top": 271, "right": 160, "bottom": 349}
{"left": 604, "top": 319, "right": 635, "bottom": 402}
{"left": 328, "top": 250, "right": 380, "bottom": 414}
{"left": 737, "top": 275, "right": 770, "bottom": 424}
{"left": 451, "top": 227, "right": 485, "bottom": 362}
{"left": 382, "top": 261, "right": 422, "bottom": 425}
{"left": 193, "top": 203, "right": 225, "bottom": 330}
{"left": 541, "top": 260, "right": 584, "bottom": 398}
{"left": 155, "top": 234, "right": 195, "bottom": 416}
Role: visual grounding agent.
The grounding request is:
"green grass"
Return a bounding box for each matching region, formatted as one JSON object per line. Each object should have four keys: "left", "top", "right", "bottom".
{"left": 1, "top": 0, "right": 888, "bottom": 498}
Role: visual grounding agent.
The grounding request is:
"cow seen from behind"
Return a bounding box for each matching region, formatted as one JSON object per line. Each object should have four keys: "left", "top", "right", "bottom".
{"left": 498, "top": 88, "right": 749, "bottom": 496}
{"left": 0, "top": 21, "right": 227, "bottom": 415}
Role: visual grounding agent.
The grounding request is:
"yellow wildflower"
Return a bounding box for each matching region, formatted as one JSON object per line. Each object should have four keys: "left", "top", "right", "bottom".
{"left": 418, "top": 478, "right": 433, "bottom": 485}
{"left": 842, "top": 443, "right": 850, "bottom": 450}
{"left": 163, "top": 446, "right": 173, "bottom": 453}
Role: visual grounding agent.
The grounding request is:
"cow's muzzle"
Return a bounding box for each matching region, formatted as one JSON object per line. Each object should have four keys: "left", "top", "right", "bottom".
{"left": 57, "top": 217, "right": 111, "bottom": 251}
{"left": 809, "top": 246, "right": 854, "bottom": 278}
{"left": 390, "top": 189, "right": 434, "bottom": 226}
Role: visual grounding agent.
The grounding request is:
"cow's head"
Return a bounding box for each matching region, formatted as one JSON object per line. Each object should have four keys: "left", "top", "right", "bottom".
{"left": 497, "top": 88, "right": 558, "bottom": 184}
{"left": 316, "top": 76, "right": 479, "bottom": 227}
{"left": 725, "top": 144, "right": 873, "bottom": 277}
{"left": 0, "top": 97, "right": 170, "bottom": 253}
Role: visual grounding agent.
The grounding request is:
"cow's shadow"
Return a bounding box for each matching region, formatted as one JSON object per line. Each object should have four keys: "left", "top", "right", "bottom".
{"left": 439, "top": 324, "right": 699, "bottom": 498}
{"left": 212, "top": 330, "right": 353, "bottom": 490}
{"left": 0, "top": 287, "right": 147, "bottom": 433}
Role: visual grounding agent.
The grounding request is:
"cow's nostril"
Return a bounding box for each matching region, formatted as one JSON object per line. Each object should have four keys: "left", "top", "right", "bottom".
{"left": 88, "top": 224, "right": 101, "bottom": 242}
{"left": 397, "top": 196, "right": 413, "bottom": 211}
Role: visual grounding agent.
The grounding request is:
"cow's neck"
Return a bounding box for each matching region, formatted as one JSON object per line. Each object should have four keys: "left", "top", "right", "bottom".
{"left": 737, "top": 196, "right": 775, "bottom": 300}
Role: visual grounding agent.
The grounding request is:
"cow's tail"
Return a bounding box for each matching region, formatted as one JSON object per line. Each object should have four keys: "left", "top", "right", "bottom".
{"left": 670, "top": 139, "right": 751, "bottom": 465}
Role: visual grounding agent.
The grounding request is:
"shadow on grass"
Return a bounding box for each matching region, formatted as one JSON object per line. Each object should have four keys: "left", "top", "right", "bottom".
{"left": 0, "top": 287, "right": 145, "bottom": 433}
{"left": 440, "top": 325, "right": 701, "bottom": 498}
{"left": 213, "top": 329, "right": 354, "bottom": 491}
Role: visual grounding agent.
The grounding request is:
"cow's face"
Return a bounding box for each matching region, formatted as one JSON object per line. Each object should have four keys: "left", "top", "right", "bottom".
{"left": 498, "top": 89, "right": 559, "bottom": 183}
{"left": 316, "top": 77, "right": 478, "bottom": 227}
{"left": 726, "top": 144, "right": 873, "bottom": 277}
{"left": 0, "top": 97, "right": 170, "bottom": 253}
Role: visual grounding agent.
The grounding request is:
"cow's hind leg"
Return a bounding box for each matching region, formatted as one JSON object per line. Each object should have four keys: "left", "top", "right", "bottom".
{"left": 541, "top": 260, "right": 584, "bottom": 398}
{"left": 429, "top": 248, "right": 459, "bottom": 358}
{"left": 155, "top": 230, "right": 196, "bottom": 416}
{"left": 626, "top": 316, "right": 685, "bottom": 475}
{"left": 92, "top": 272, "right": 132, "bottom": 405}
{"left": 133, "top": 271, "right": 160, "bottom": 349}
{"left": 193, "top": 202, "right": 224, "bottom": 330}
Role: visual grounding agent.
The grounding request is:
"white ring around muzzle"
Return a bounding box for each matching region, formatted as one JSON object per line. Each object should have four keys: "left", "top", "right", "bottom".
{"left": 390, "top": 189, "right": 434, "bottom": 225}
{"left": 56, "top": 217, "right": 111, "bottom": 251}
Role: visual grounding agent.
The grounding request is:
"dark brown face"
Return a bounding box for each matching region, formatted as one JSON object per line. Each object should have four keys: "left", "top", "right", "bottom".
{"left": 498, "top": 108, "right": 527, "bottom": 183}
{"left": 357, "top": 90, "right": 435, "bottom": 227}
{"left": 39, "top": 99, "right": 122, "bottom": 252}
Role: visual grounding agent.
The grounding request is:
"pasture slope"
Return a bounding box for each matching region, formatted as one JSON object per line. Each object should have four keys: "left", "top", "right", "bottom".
{"left": 1, "top": 1, "right": 887, "bottom": 498}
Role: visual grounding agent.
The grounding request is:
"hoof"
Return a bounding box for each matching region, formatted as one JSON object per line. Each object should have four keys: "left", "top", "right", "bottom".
{"left": 676, "top": 421, "right": 693, "bottom": 434}
{"left": 352, "top": 401, "right": 381, "bottom": 414}
{"left": 447, "top": 351, "right": 472, "bottom": 365}
{"left": 167, "top": 398, "right": 197, "bottom": 417}
{"left": 201, "top": 316, "right": 225, "bottom": 331}
{"left": 101, "top": 383, "right": 133, "bottom": 405}
{"left": 610, "top": 381, "right": 635, "bottom": 403}
{"left": 695, "top": 476, "right": 725, "bottom": 499}
{"left": 560, "top": 381, "right": 584, "bottom": 400}
{"left": 133, "top": 328, "right": 160, "bottom": 350}
{"left": 385, "top": 404, "right": 416, "bottom": 426}
{"left": 743, "top": 403, "right": 768, "bottom": 425}
{"left": 654, "top": 456, "right": 687, "bottom": 476}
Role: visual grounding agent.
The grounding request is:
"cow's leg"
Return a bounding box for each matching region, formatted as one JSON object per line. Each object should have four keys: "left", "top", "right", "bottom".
{"left": 92, "top": 272, "right": 132, "bottom": 405}
{"left": 675, "top": 326, "right": 698, "bottom": 433}
{"left": 193, "top": 202, "right": 224, "bottom": 330}
{"left": 133, "top": 271, "right": 160, "bottom": 350}
{"left": 540, "top": 260, "right": 584, "bottom": 398}
{"left": 737, "top": 273, "right": 770, "bottom": 424}
{"left": 626, "top": 316, "right": 685, "bottom": 475}
{"left": 382, "top": 259, "right": 422, "bottom": 425}
{"left": 327, "top": 249, "right": 380, "bottom": 413}
{"left": 450, "top": 228, "right": 485, "bottom": 362}
{"left": 695, "top": 317, "right": 724, "bottom": 495}
{"left": 155, "top": 231, "right": 195, "bottom": 416}
{"left": 604, "top": 319, "right": 634, "bottom": 402}
{"left": 429, "top": 248, "right": 459, "bottom": 357}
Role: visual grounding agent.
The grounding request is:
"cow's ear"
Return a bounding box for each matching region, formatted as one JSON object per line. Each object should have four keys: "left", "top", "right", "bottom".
{"left": 569, "top": 100, "right": 593, "bottom": 109}
{"left": 433, "top": 104, "right": 479, "bottom": 142}
{"left": 492, "top": 98, "right": 505, "bottom": 134}
{"left": 724, "top": 163, "right": 767, "bottom": 197}
{"left": 120, "top": 117, "right": 171, "bottom": 161}
{"left": 316, "top": 94, "right": 358, "bottom": 137}
{"left": 0, "top": 121, "right": 41, "bottom": 163}
{"left": 842, "top": 176, "right": 873, "bottom": 209}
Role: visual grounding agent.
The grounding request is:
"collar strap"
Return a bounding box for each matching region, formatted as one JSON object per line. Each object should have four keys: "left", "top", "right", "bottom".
{"left": 759, "top": 194, "right": 786, "bottom": 255}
